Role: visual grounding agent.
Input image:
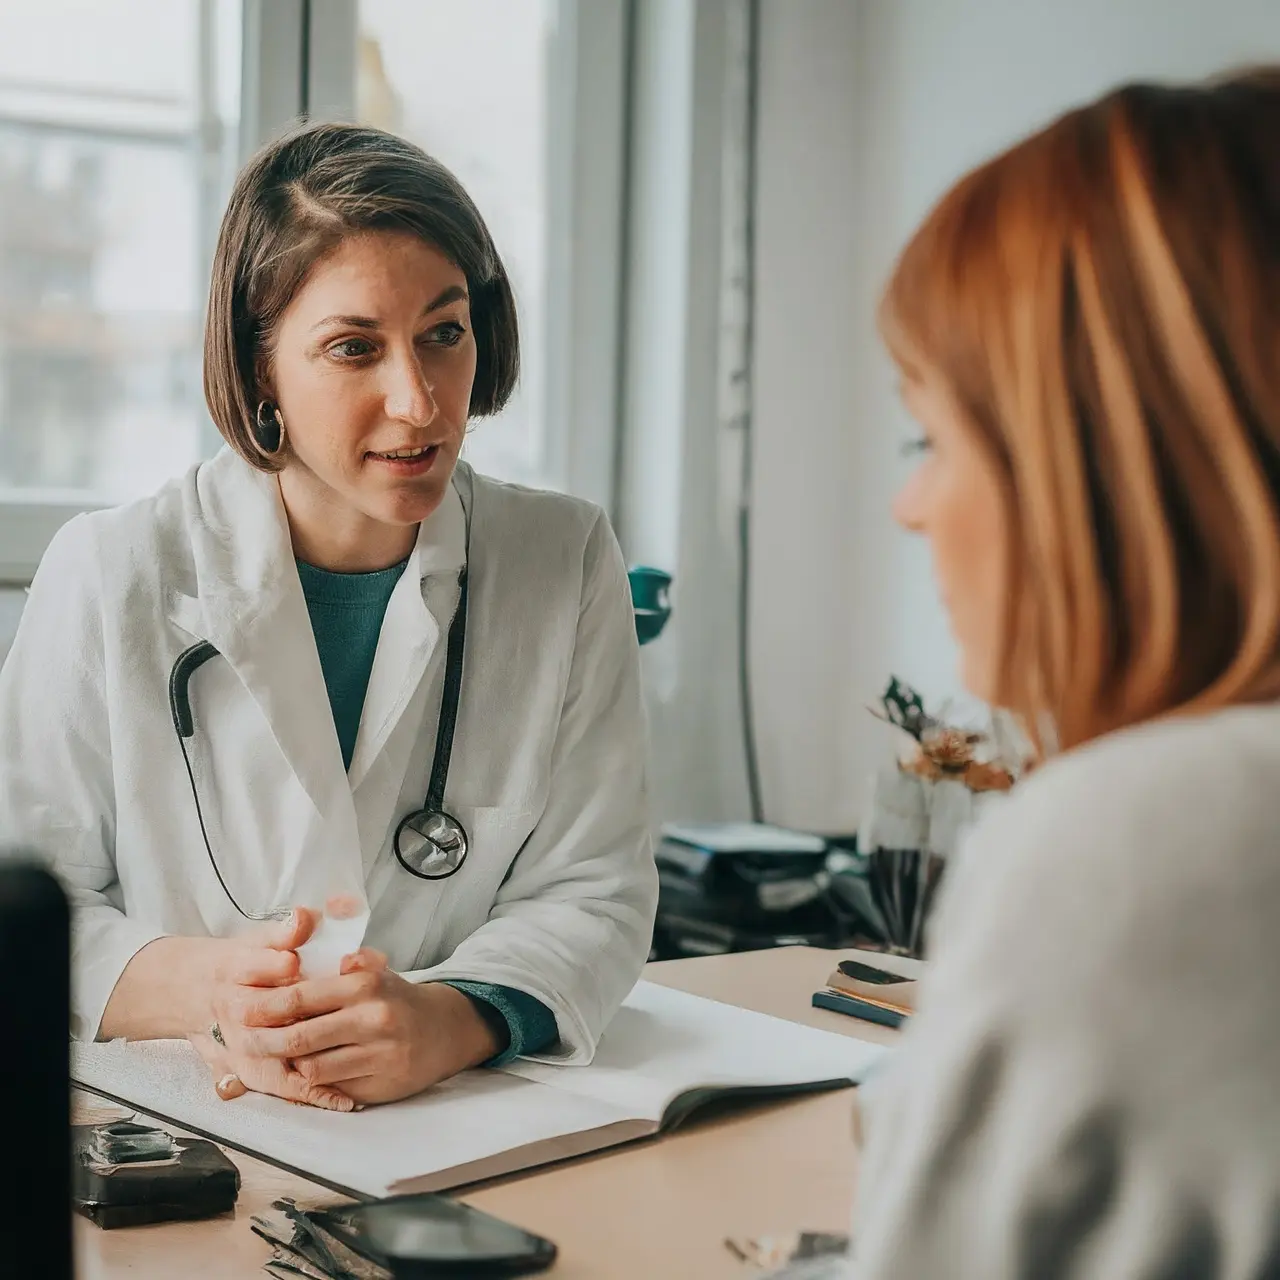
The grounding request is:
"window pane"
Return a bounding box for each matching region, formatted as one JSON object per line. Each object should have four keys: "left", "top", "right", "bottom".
{"left": 357, "top": 0, "right": 557, "bottom": 488}
{"left": 0, "top": 0, "right": 240, "bottom": 500}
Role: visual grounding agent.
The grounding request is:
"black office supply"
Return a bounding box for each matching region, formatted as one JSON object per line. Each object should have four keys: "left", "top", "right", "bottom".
{"left": 72, "top": 1123, "right": 240, "bottom": 1228}
{"left": 0, "top": 859, "right": 73, "bottom": 1280}
{"left": 312, "top": 1193, "right": 557, "bottom": 1278}
{"left": 813, "top": 955, "right": 918, "bottom": 1029}
{"left": 837, "top": 958, "right": 917, "bottom": 993}
{"left": 812, "top": 990, "right": 907, "bottom": 1029}
{"left": 652, "top": 823, "right": 849, "bottom": 958}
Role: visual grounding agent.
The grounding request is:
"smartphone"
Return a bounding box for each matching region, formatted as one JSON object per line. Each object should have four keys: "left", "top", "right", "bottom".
{"left": 314, "top": 1193, "right": 557, "bottom": 1278}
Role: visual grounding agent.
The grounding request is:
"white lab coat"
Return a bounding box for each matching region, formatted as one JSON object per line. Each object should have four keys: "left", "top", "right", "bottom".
{"left": 0, "top": 448, "right": 657, "bottom": 1057}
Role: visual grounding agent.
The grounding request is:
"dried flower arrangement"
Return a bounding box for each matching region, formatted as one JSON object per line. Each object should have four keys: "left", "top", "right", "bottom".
{"left": 841, "top": 678, "right": 1027, "bottom": 955}
{"left": 869, "top": 676, "right": 1016, "bottom": 793}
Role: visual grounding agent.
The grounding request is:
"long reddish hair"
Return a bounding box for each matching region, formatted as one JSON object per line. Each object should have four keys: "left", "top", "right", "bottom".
{"left": 881, "top": 69, "right": 1280, "bottom": 751}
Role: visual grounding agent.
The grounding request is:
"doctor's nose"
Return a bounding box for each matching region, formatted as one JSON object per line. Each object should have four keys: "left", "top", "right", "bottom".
{"left": 384, "top": 352, "right": 438, "bottom": 428}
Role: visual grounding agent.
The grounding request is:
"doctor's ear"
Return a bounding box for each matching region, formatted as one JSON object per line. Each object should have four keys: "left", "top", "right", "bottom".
{"left": 252, "top": 366, "right": 274, "bottom": 410}
{"left": 252, "top": 347, "right": 275, "bottom": 402}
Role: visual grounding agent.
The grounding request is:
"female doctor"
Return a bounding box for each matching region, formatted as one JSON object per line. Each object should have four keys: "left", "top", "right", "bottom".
{"left": 0, "top": 122, "right": 657, "bottom": 1110}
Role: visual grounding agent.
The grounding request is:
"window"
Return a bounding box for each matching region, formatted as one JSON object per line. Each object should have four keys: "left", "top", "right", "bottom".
{"left": 0, "top": 0, "right": 628, "bottom": 582}
{"left": 0, "top": 0, "right": 240, "bottom": 504}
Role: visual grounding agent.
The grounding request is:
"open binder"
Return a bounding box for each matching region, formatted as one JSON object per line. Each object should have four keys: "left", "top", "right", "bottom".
{"left": 73, "top": 981, "right": 886, "bottom": 1198}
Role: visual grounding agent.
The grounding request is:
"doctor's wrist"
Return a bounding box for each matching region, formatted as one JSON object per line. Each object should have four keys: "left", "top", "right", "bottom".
{"left": 412, "top": 982, "right": 508, "bottom": 1073}
{"left": 452, "top": 989, "right": 512, "bottom": 1063}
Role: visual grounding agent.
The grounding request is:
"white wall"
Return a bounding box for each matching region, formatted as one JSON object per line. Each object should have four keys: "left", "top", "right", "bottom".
{"left": 750, "top": 0, "right": 1280, "bottom": 832}
{"left": 0, "top": 589, "right": 23, "bottom": 668}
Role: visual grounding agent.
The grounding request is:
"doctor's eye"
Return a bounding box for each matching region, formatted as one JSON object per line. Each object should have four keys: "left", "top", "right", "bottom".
{"left": 327, "top": 337, "right": 377, "bottom": 362}
{"left": 900, "top": 436, "right": 934, "bottom": 458}
{"left": 419, "top": 321, "right": 467, "bottom": 349}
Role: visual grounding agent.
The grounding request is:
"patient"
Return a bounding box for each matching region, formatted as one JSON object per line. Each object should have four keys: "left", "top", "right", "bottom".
{"left": 850, "top": 69, "right": 1280, "bottom": 1277}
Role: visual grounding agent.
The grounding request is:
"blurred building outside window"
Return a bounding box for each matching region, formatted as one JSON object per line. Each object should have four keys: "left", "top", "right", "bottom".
{"left": 0, "top": 0, "right": 240, "bottom": 502}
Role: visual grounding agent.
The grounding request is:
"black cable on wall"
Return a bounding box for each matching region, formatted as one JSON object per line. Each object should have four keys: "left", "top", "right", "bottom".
{"left": 299, "top": 0, "right": 312, "bottom": 118}
{"left": 735, "top": 0, "right": 765, "bottom": 824}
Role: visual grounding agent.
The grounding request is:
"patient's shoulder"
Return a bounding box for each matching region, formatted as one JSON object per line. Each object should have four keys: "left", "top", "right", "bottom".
{"left": 934, "top": 704, "right": 1280, "bottom": 1003}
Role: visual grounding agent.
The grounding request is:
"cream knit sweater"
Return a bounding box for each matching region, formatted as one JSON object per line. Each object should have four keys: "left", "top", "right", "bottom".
{"left": 850, "top": 703, "right": 1280, "bottom": 1279}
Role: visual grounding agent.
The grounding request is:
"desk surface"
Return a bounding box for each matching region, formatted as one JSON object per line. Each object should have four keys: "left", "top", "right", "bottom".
{"left": 75, "top": 945, "right": 904, "bottom": 1280}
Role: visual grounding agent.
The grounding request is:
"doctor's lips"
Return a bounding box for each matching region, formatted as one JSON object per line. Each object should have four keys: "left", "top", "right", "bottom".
{"left": 365, "top": 442, "right": 441, "bottom": 476}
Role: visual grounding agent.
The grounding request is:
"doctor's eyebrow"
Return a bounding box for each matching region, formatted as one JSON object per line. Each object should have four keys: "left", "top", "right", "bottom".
{"left": 310, "top": 286, "right": 470, "bottom": 332}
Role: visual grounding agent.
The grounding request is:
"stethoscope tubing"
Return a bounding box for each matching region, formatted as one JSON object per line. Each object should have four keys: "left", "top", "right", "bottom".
{"left": 167, "top": 474, "right": 475, "bottom": 919}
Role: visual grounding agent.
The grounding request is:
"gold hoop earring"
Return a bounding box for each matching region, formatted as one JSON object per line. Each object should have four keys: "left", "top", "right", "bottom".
{"left": 253, "top": 400, "right": 286, "bottom": 458}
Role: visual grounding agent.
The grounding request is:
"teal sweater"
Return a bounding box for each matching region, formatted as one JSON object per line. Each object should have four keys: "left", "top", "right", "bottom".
{"left": 296, "top": 557, "right": 558, "bottom": 1066}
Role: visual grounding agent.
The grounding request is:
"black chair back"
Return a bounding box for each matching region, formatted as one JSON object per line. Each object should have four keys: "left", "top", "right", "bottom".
{"left": 0, "top": 860, "right": 72, "bottom": 1279}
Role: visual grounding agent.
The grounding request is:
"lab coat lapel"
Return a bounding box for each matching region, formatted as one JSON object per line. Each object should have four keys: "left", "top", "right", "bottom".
{"left": 346, "top": 473, "right": 468, "bottom": 790}
{"left": 169, "top": 450, "right": 349, "bottom": 819}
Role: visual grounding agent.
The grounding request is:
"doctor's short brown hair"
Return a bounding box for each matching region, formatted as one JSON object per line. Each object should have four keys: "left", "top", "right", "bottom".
{"left": 203, "top": 121, "right": 519, "bottom": 472}
{"left": 880, "top": 67, "right": 1280, "bottom": 751}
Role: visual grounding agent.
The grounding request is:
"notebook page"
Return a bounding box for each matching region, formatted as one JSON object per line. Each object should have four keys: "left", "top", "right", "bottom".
{"left": 72, "top": 1038, "right": 629, "bottom": 1199}
{"left": 501, "top": 981, "right": 888, "bottom": 1122}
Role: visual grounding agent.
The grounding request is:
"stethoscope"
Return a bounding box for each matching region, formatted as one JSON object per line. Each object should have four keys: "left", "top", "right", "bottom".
{"left": 168, "top": 489, "right": 474, "bottom": 922}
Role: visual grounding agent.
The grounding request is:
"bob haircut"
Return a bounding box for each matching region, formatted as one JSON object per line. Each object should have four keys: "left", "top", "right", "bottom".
{"left": 204, "top": 121, "right": 519, "bottom": 472}
{"left": 880, "top": 68, "right": 1280, "bottom": 751}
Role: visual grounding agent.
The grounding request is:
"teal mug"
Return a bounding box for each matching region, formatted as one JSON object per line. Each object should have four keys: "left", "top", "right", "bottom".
{"left": 627, "top": 566, "right": 672, "bottom": 646}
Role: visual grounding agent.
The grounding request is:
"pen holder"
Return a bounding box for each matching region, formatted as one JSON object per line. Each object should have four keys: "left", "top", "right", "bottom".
{"left": 825, "top": 846, "right": 945, "bottom": 959}
{"left": 866, "top": 847, "right": 946, "bottom": 958}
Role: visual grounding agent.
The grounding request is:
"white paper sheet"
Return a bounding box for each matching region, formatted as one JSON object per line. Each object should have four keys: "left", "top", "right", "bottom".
{"left": 503, "top": 982, "right": 887, "bottom": 1121}
{"left": 72, "top": 1037, "right": 625, "bottom": 1198}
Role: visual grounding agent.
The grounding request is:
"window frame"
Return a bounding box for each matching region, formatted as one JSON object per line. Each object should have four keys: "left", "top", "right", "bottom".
{"left": 0, "top": 0, "right": 629, "bottom": 583}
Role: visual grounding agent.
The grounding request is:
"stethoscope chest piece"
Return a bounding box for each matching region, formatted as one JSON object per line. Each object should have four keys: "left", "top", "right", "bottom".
{"left": 394, "top": 808, "right": 469, "bottom": 880}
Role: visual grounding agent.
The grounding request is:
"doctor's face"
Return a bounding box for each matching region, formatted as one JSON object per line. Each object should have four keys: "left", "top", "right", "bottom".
{"left": 265, "top": 230, "right": 476, "bottom": 552}
{"left": 892, "top": 369, "right": 1008, "bottom": 702}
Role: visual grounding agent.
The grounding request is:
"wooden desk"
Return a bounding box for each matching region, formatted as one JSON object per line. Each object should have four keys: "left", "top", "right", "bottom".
{"left": 76, "top": 946, "right": 903, "bottom": 1280}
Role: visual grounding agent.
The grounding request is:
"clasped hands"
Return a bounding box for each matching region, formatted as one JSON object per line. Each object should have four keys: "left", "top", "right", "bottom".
{"left": 188, "top": 909, "right": 503, "bottom": 1110}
